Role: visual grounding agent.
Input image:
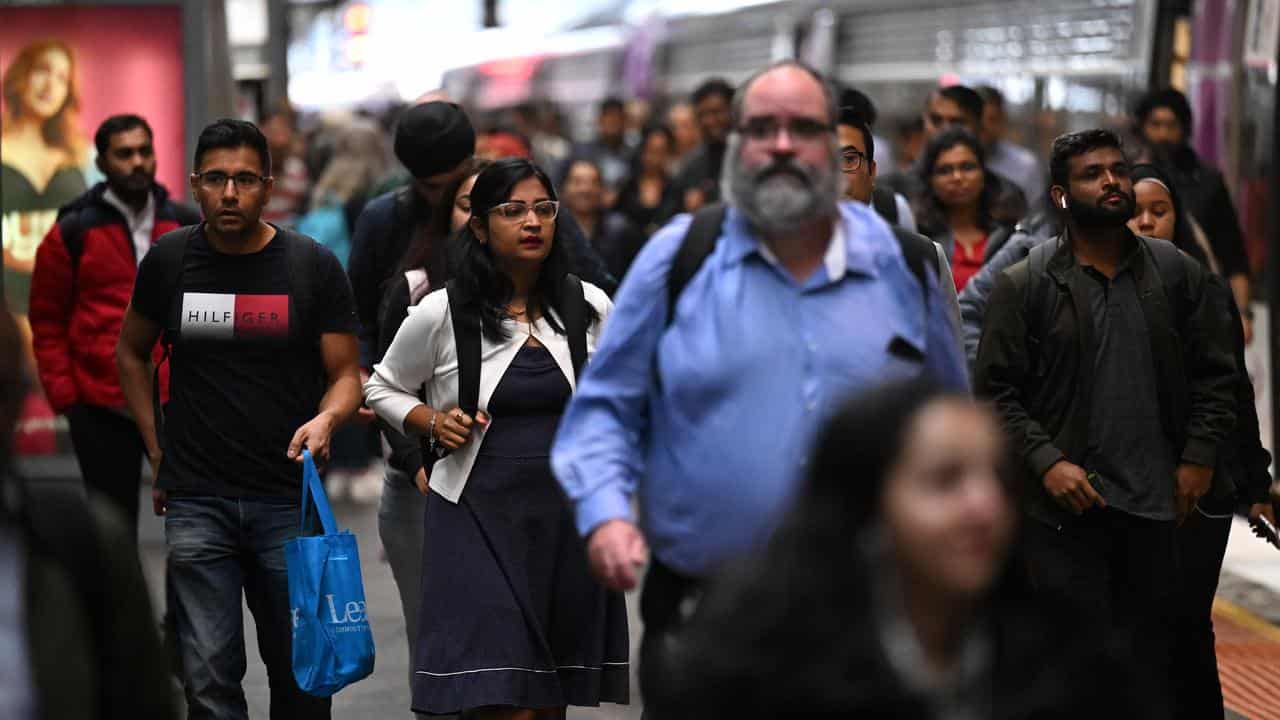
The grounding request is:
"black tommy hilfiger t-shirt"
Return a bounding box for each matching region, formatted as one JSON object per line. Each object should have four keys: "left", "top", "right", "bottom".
{"left": 131, "top": 226, "right": 359, "bottom": 498}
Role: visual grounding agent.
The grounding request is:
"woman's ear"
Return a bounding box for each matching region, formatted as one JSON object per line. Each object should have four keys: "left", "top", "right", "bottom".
{"left": 470, "top": 216, "right": 488, "bottom": 245}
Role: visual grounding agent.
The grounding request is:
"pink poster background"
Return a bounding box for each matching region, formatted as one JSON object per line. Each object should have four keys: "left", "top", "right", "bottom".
{"left": 0, "top": 4, "right": 187, "bottom": 195}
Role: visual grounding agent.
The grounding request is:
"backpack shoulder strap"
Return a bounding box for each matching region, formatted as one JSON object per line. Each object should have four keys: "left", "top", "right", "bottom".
{"left": 446, "top": 280, "right": 481, "bottom": 416}
{"left": 148, "top": 226, "right": 197, "bottom": 447}
{"left": 281, "top": 229, "right": 319, "bottom": 342}
{"left": 58, "top": 206, "right": 92, "bottom": 279}
{"left": 561, "top": 273, "right": 588, "bottom": 378}
{"left": 1142, "top": 236, "right": 1190, "bottom": 306}
{"left": 1022, "top": 238, "right": 1058, "bottom": 342}
{"left": 666, "top": 203, "right": 726, "bottom": 327}
{"left": 891, "top": 227, "right": 938, "bottom": 306}
{"left": 871, "top": 185, "right": 900, "bottom": 225}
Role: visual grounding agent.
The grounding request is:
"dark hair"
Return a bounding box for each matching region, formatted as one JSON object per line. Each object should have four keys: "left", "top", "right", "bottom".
{"left": 838, "top": 86, "right": 878, "bottom": 127}
{"left": 931, "top": 85, "right": 985, "bottom": 125}
{"left": 629, "top": 124, "right": 675, "bottom": 174}
{"left": 731, "top": 60, "right": 838, "bottom": 128}
{"left": 450, "top": 158, "right": 600, "bottom": 341}
{"left": 837, "top": 106, "right": 875, "bottom": 162}
{"left": 975, "top": 85, "right": 1005, "bottom": 113}
{"left": 1049, "top": 128, "right": 1125, "bottom": 187}
{"left": 1130, "top": 162, "right": 1207, "bottom": 265}
{"left": 1134, "top": 87, "right": 1193, "bottom": 135}
{"left": 400, "top": 157, "right": 491, "bottom": 274}
{"left": 914, "top": 127, "right": 997, "bottom": 235}
{"left": 599, "top": 97, "right": 625, "bottom": 116}
{"left": 94, "top": 114, "right": 152, "bottom": 155}
{"left": 692, "top": 77, "right": 735, "bottom": 106}
{"left": 193, "top": 118, "right": 271, "bottom": 175}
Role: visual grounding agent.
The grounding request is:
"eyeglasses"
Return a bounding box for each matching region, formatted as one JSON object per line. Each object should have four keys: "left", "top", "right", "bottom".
{"left": 932, "top": 161, "right": 982, "bottom": 178}
{"left": 840, "top": 148, "right": 867, "bottom": 174}
{"left": 738, "top": 116, "right": 834, "bottom": 143}
{"left": 194, "top": 171, "right": 270, "bottom": 192}
{"left": 488, "top": 200, "right": 560, "bottom": 222}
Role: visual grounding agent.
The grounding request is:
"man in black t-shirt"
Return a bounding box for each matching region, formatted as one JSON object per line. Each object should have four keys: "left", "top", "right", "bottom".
{"left": 117, "top": 119, "right": 361, "bottom": 720}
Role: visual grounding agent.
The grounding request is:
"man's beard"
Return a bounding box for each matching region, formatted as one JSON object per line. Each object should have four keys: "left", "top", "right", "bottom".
{"left": 1066, "top": 190, "right": 1135, "bottom": 229}
{"left": 721, "top": 135, "right": 841, "bottom": 235}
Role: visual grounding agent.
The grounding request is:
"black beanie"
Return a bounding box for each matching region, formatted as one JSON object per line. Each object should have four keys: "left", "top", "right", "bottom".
{"left": 393, "top": 102, "right": 476, "bottom": 178}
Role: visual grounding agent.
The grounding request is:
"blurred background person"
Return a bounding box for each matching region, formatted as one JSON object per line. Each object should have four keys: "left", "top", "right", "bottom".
{"left": 1126, "top": 162, "right": 1276, "bottom": 720}
{"left": 0, "top": 306, "right": 176, "bottom": 719}
{"left": 476, "top": 126, "right": 533, "bottom": 162}
{"left": 562, "top": 157, "right": 645, "bottom": 280}
{"left": 302, "top": 118, "right": 392, "bottom": 502}
{"left": 894, "top": 115, "right": 926, "bottom": 172}
{"left": 512, "top": 102, "right": 570, "bottom": 172}
{"left": 613, "top": 124, "right": 677, "bottom": 237}
{"left": 840, "top": 86, "right": 895, "bottom": 176}
{"left": 260, "top": 106, "right": 311, "bottom": 226}
{"left": 913, "top": 128, "right": 1014, "bottom": 292}
{"left": 1134, "top": 88, "right": 1252, "bottom": 343}
{"left": 976, "top": 85, "right": 1044, "bottom": 209}
{"left": 650, "top": 380, "right": 1132, "bottom": 718}
{"left": 2, "top": 39, "right": 90, "bottom": 353}
{"left": 667, "top": 77, "right": 734, "bottom": 216}
{"left": 666, "top": 101, "right": 702, "bottom": 174}
{"left": 28, "top": 114, "right": 199, "bottom": 533}
{"left": 563, "top": 97, "right": 632, "bottom": 204}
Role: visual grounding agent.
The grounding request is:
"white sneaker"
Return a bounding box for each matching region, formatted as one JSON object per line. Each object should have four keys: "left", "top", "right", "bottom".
{"left": 324, "top": 471, "right": 351, "bottom": 502}
{"left": 349, "top": 464, "right": 384, "bottom": 504}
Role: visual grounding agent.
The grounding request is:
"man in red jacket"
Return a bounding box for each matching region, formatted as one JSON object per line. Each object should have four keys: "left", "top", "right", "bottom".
{"left": 29, "top": 114, "right": 199, "bottom": 533}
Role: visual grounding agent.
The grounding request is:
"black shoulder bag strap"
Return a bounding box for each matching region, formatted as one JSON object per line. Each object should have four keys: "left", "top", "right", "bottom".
{"left": 561, "top": 273, "right": 588, "bottom": 378}
{"left": 1020, "top": 238, "right": 1058, "bottom": 376}
{"left": 666, "top": 204, "right": 727, "bottom": 327}
{"left": 282, "top": 229, "right": 319, "bottom": 345}
{"left": 1142, "top": 237, "right": 1190, "bottom": 326}
{"left": 59, "top": 207, "right": 91, "bottom": 280}
{"left": 871, "top": 185, "right": 900, "bottom": 225}
{"left": 891, "top": 227, "right": 938, "bottom": 308}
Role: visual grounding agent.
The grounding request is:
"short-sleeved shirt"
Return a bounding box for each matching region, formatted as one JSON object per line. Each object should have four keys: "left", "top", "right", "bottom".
{"left": 1080, "top": 256, "right": 1176, "bottom": 520}
{"left": 130, "top": 225, "right": 359, "bottom": 498}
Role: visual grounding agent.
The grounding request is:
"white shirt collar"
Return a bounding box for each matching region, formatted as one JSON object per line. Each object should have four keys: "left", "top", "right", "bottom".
{"left": 102, "top": 187, "right": 155, "bottom": 229}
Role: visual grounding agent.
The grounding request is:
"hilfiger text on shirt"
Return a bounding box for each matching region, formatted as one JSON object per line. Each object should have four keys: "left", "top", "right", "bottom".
{"left": 181, "top": 292, "right": 290, "bottom": 340}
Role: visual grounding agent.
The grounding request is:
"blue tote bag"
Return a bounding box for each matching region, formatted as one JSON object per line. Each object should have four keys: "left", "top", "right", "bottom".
{"left": 286, "top": 450, "right": 375, "bottom": 696}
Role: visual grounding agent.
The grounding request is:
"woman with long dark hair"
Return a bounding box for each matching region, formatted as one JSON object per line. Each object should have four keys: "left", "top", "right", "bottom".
{"left": 650, "top": 380, "right": 1135, "bottom": 718}
{"left": 613, "top": 124, "right": 677, "bottom": 236}
{"left": 913, "top": 128, "right": 1015, "bottom": 292}
{"left": 366, "top": 158, "right": 628, "bottom": 718}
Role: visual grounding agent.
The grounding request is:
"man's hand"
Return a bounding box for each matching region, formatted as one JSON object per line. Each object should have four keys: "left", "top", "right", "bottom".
{"left": 414, "top": 468, "right": 429, "bottom": 495}
{"left": 355, "top": 368, "right": 376, "bottom": 424}
{"left": 587, "top": 519, "right": 649, "bottom": 591}
{"left": 148, "top": 450, "right": 166, "bottom": 516}
{"left": 1175, "top": 463, "right": 1213, "bottom": 524}
{"left": 288, "top": 411, "right": 338, "bottom": 464}
{"left": 1043, "top": 460, "right": 1106, "bottom": 515}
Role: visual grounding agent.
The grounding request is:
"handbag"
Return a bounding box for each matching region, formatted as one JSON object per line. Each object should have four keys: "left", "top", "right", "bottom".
{"left": 286, "top": 449, "right": 376, "bottom": 696}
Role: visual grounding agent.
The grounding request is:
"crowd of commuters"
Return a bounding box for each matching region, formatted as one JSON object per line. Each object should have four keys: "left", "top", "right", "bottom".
{"left": 0, "top": 49, "right": 1274, "bottom": 720}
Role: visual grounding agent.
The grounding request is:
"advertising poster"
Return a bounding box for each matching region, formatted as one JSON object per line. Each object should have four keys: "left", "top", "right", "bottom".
{"left": 1, "top": 4, "right": 185, "bottom": 455}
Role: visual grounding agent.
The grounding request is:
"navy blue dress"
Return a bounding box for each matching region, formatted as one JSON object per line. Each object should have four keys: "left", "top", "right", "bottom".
{"left": 411, "top": 343, "right": 630, "bottom": 714}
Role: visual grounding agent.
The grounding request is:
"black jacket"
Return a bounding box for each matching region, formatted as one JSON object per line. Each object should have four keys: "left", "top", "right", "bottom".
{"left": 1158, "top": 146, "right": 1250, "bottom": 278}
{"left": 974, "top": 232, "right": 1238, "bottom": 526}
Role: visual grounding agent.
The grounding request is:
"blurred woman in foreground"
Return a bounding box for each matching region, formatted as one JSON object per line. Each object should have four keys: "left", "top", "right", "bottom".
{"left": 650, "top": 380, "right": 1133, "bottom": 719}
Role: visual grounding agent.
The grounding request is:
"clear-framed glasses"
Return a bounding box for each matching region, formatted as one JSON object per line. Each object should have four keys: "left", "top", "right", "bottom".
{"left": 194, "top": 171, "right": 269, "bottom": 192}
{"left": 488, "top": 200, "right": 560, "bottom": 222}
{"left": 738, "top": 116, "right": 834, "bottom": 143}
{"left": 841, "top": 148, "right": 867, "bottom": 174}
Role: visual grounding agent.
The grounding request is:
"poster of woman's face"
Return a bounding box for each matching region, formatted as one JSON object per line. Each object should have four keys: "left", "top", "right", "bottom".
{"left": 0, "top": 5, "right": 183, "bottom": 455}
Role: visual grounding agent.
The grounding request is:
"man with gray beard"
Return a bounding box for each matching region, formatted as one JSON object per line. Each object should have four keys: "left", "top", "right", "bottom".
{"left": 551, "top": 60, "right": 968, "bottom": 694}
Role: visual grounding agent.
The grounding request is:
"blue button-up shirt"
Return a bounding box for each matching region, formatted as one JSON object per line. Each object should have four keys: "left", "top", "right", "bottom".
{"left": 551, "top": 201, "right": 968, "bottom": 576}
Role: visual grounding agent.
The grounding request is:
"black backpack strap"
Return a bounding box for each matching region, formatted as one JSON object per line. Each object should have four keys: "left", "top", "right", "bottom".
{"left": 281, "top": 229, "right": 319, "bottom": 344}
{"left": 147, "top": 227, "right": 197, "bottom": 448}
{"left": 1142, "top": 236, "right": 1190, "bottom": 325}
{"left": 58, "top": 207, "right": 92, "bottom": 279}
{"left": 666, "top": 204, "right": 727, "bottom": 326}
{"left": 1020, "top": 238, "right": 1059, "bottom": 373}
{"left": 446, "top": 280, "right": 481, "bottom": 416}
{"left": 561, "top": 273, "right": 588, "bottom": 378}
{"left": 871, "top": 185, "right": 900, "bottom": 226}
{"left": 891, "top": 227, "right": 938, "bottom": 307}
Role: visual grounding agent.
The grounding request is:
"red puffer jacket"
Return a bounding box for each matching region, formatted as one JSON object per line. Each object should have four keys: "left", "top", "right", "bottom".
{"left": 29, "top": 182, "right": 201, "bottom": 412}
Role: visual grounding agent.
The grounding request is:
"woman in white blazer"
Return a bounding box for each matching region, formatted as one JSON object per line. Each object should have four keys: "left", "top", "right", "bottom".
{"left": 365, "top": 158, "right": 627, "bottom": 718}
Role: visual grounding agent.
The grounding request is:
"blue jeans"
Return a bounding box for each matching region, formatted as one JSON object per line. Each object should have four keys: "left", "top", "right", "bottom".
{"left": 165, "top": 495, "right": 331, "bottom": 720}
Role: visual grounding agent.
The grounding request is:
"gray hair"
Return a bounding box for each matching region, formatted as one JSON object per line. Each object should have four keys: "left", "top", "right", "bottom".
{"left": 728, "top": 60, "right": 840, "bottom": 131}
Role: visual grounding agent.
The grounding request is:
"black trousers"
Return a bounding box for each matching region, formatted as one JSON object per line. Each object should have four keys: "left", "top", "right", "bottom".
{"left": 1173, "top": 509, "right": 1232, "bottom": 720}
{"left": 67, "top": 403, "right": 144, "bottom": 533}
{"left": 638, "top": 560, "right": 701, "bottom": 714}
{"left": 1024, "top": 509, "right": 1179, "bottom": 720}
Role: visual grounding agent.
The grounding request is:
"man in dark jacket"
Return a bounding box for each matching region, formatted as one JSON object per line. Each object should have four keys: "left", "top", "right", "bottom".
{"left": 28, "top": 114, "right": 200, "bottom": 532}
{"left": 974, "top": 129, "right": 1238, "bottom": 720}
{"left": 1136, "top": 87, "right": 1253, "bottom": 343}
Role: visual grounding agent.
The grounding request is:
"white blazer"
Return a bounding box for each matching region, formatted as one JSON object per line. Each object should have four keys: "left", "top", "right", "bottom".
{"left": 364, "top": 283, "right": 613, "bottom": 504}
